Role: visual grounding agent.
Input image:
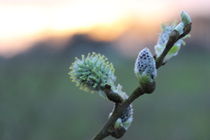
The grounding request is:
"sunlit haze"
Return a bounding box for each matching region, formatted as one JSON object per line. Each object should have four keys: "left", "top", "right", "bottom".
{"left": 0, "top": 0, "right": 209, "bottom": 57}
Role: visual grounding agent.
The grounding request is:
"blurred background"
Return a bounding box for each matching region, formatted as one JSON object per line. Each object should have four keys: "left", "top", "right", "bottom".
{"left": 0, "top": 0, "right": 210, "bottom": 140}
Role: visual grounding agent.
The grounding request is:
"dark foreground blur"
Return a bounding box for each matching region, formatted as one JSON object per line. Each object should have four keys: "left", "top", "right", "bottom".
{"left": 0, "top": 17, "right": 210, "bottom": 140}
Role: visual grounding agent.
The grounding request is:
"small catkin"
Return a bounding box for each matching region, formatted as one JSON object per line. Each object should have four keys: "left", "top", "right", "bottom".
{"left": 69, "top": 52, "right": 116, "bottom": 95}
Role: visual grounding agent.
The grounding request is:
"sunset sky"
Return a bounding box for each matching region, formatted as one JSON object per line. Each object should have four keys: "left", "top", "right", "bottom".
{"left": 0, "top": 0, "right": 209, "bottom": 57}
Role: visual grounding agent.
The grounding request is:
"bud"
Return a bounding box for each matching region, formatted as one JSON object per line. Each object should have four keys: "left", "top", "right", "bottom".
{"left": 69, "top": 52, "right": 116, "bottom": 95}
{"left": 181, "top": 11, "right": 192, "bottom": 25}
{"left": 174, "top": 22, "right": 185, "bottom": 35}
{"left": 174, "top": 11, "right": 192, "bottom": 35}
{"left": 155, "top": 25, "right": 174, "bottom": 58}
{"left": 114, "top": 105, "right": 133, "bottom": 130}
{"left": 134, "top": 48, "right": 157, "bottom": 85}
{"left": 154, "top": 25, "right": 185, "bottom": 62}
{"left": 109, "top": 84, "right": 133, "bottom": 130}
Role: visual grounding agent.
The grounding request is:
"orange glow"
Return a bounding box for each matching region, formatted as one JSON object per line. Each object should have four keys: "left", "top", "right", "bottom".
{"left": 0, "top": 0, "right": 208, "bottom": 57}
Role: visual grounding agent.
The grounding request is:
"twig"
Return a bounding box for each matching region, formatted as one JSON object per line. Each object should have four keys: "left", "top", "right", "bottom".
{"left": 93, "top": 87, "right": 144, "bottom": 140}
{"left": 92, "top": 23, "right": 191, "bottom": 140}
{"left": 103, "top": 85, "right": 124, "bottom": 103}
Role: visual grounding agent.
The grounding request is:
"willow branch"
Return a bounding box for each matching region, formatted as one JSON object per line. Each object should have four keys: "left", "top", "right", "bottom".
{"left": 93, "top": 23, "right": 191, "bottom": 140}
